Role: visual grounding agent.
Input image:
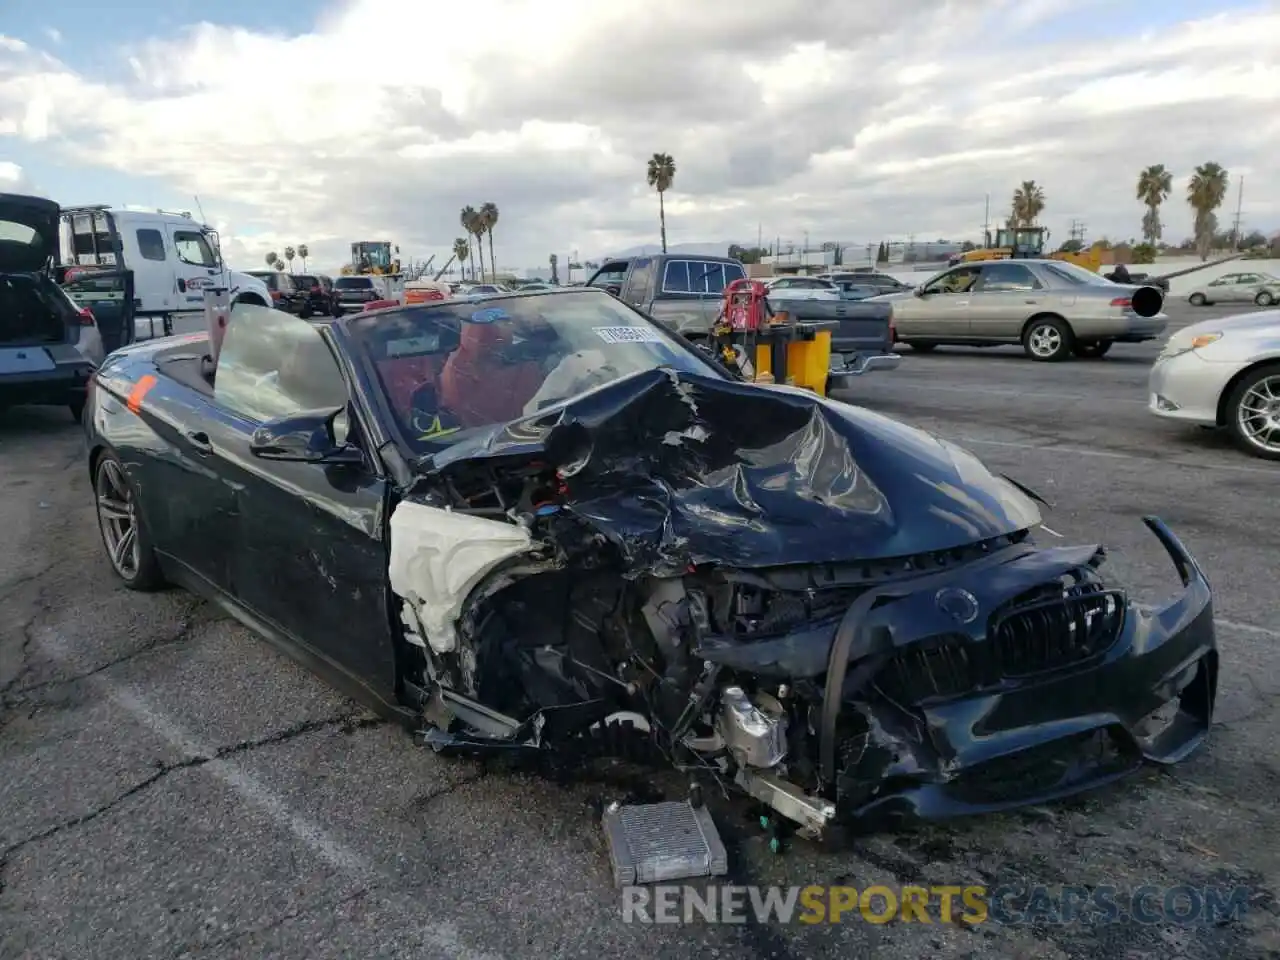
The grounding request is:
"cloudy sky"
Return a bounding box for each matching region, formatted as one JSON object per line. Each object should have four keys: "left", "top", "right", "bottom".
{"left": 1, "top": 0, "right": 1276, "bottom": 274}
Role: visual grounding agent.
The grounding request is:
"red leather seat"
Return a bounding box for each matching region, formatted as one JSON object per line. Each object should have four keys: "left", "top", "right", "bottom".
{"left": 437, "top": 323, "right": 546, "bottom": 427}
{"left": 379, "top": 355, "right": 445, "bottom": 418}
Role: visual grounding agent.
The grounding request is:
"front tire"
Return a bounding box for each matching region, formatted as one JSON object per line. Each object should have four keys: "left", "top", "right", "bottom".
{"left": 906, "top": 342, "right": 938, "bottom": 353}
{"left": 1189, "top": 293, "right": 1208, "bottom": 306}
{"left": 94, "top": 451, "right": 166, "bottom": 590}
{"left": 1255, "top": 291, "right": 1275, "bottom": 307}
{"left": 1023, "top": 317, "right": 1074, "bottom": 362}
{"left": 1225, "top": 364, "right": 1280, "bottom": 461}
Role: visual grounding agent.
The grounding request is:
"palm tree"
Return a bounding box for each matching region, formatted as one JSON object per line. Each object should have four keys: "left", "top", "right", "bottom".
{"left": 284, "top": 246, "right": 296, "bottom": 271}
{"left": 297, "top": 243, "right": 309, "bottom": 270}
{"left": 1187, "top": 162, "right": 1229, "bottom": 260}
{"left": 480, "top": 202, "right": 499, "bottom": 281}
{"left": 549, "top": 253, "right": 559, "bottom": 285}
{"left": 460, "top": 206, "right": 479, "bottom": 280}
{"left": 265, "top": 251, "right": 278, "bottom": 267}
{"left": 471, "top": 214, "right": 488, "bottom": 282}
{"left": 1135, "top": 165, "right": 1172, "bottom": 244}
{"left": 274, "top": 260, "right": 285, "bottom": 272}
{"left": 452, "top": 237, "right": 469, "bottom": 277}
{"left": 646, "top": 153, "right": 677, "bottom": 253}
{"left": 1011, "top": 180, "right": 1045, "bottom": 227}
{"left": 464, "top": 205, "right": 486, "bottom": 281}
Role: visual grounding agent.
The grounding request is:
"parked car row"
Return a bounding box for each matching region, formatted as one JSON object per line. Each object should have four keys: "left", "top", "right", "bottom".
{"left": 245, "top": 270, "right": 343, "bottom": 317}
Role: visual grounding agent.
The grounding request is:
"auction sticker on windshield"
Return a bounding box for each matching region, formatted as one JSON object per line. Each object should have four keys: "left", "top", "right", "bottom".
{"left": 593, "top": 326, "right": 664, "bottom": 344}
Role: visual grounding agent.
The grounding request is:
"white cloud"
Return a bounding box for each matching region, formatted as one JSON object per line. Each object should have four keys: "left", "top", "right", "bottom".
{"left": 0, "top": 1, "right": 1277, "bottom": 273}
{"left": 44, "top": 28, "right": 62, "bottom": 45}
{"left": 0, "top": 159, "right": 36, "bottom": 194}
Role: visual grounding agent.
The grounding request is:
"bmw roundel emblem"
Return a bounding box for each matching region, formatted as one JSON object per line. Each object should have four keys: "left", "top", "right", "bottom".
{"left": 935, "top": 587, "right": 980, "bottom": 625}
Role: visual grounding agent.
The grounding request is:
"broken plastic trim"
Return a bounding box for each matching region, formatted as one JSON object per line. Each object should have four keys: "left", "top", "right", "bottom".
{"left": 1001, "top": 473, "right": 1053, "bottom": 509}
{"left": 816, "top": 517, "right": 1209, "bottom": 790}
{"left": 817, "top": 540, "right": 1036, "bottom": 785}
{"left": 1142, "top": 514, "right": 1205, "bottom": 589}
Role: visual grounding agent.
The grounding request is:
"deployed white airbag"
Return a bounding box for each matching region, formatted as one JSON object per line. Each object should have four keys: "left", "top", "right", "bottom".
{"left": 388, "top": 501, "right": 534, "bottom": 654}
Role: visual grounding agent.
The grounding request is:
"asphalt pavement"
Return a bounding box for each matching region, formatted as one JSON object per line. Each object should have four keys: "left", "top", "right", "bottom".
{"left": 2, "top": 302, "right": 1277, "bottom": 959}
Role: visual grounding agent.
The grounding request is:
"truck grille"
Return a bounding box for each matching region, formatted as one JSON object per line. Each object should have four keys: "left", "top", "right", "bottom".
{"left": 876, "top": 583, "right": 1126, "bottom": 704}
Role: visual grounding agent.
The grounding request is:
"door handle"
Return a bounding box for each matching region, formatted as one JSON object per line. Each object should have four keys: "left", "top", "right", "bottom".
{"left": 1025, "top": 299, "right": 1039, "bottom": 304}
{"left": 955, "top": 300, "right": 969, "bottom": 306}
{"left": 186, "top": 430, "right": 213, "bottom": 455}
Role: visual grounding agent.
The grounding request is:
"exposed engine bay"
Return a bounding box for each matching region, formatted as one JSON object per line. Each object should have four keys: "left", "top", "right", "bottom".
{"left": 387, "top": 370, "right": 1218, "bottom": 841}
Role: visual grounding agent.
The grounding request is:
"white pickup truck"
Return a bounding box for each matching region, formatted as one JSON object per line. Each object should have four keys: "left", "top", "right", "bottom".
{"left": 57, "top": 205, "right": 271, "bottom": 341}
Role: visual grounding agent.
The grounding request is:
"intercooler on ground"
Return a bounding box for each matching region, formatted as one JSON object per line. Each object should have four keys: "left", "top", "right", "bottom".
{"left": 602, "top": 800, "right": 729, "bottom": 886}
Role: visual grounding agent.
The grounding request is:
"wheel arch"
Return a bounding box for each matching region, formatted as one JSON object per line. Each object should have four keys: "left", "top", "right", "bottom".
{"left": 1216, "top": 358, "right": 1280, "bottom": 426}
{"left": 87, "top": 442, "right": 107, "bottom": 485}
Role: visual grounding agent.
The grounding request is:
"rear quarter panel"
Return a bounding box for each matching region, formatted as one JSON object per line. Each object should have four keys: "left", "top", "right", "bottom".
{"left": 86, "top": 333, "right": 222, "bottom": 559}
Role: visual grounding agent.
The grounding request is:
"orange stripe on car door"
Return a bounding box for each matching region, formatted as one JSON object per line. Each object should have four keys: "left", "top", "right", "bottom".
{"left": 126, "top": 374, "right": 158, "bottom": 413}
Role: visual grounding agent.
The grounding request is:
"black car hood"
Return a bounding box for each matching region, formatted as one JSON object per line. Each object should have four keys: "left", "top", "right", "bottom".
{"left": 0, "top": 193, "right": 60, "bottom": 273}
{"left": 420, "top": 369, "right": 1042, "bottom": 574}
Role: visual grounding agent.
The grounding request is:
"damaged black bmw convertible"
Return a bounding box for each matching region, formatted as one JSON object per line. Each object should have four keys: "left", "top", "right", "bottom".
{"left": 85, "top": 289, "right": 1218, "bottom": 844}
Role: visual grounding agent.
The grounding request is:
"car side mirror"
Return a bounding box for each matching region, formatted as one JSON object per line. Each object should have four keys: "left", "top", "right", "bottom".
{"left": 250, "top": 407, "right": 363, "bottom": 464}
{"left": 914, "top": 286, "right": 927, "bottom": 297}
{"left": 604, "top": 283, "right": 622, "bottom": 297}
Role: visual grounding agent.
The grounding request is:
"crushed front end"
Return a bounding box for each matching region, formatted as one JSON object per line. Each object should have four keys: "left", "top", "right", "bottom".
{"left": 385, "top": 369, "right": 1218, "bottom": 842}
{"left": 693, "top": 517, "right": 1216, "bottom": 837}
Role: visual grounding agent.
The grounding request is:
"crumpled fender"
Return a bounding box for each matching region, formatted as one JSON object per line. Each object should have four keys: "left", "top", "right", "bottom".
{"left": 388, "top": 502, "right": 534, "bottom": 654}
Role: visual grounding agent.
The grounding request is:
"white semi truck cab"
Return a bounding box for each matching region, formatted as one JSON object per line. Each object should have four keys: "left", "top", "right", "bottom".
{"left": 58, "top": 206, "right": 271, "bottom": 338}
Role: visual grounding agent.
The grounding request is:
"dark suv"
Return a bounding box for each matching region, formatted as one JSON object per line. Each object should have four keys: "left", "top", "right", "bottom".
{"left": 333, "top": 275, "right": 384, "bottom": 313}
{"left": 1, "top": 193, "right": 105, "bottom": 421}
{"left": 291, "top": 273, "right": 338, "bottom": 317}
{"left": 245, "top": 271, "right": 304, "bottom": 313}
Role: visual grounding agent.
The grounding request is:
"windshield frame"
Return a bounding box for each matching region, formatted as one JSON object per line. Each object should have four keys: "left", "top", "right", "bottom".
{"left": 341, "top": 289, "right": 733, "bottom": 462}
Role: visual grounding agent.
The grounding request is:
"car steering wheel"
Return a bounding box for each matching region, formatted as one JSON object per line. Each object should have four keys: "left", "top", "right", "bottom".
{"left": 407, "top": 382, "right": 462, "bottom": 441}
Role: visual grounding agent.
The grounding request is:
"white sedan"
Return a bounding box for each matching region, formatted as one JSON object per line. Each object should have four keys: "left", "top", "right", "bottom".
{"left": 764, "top": 277, "right": 842, "bottom": 302}
{"left": 1148, "top": 310, "right": 1280, "bottom": 460}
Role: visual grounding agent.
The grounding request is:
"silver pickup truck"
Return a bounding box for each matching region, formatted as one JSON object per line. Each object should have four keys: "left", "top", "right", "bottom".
{"left": 587, "top": 255, "right": 900, "bottom": 386}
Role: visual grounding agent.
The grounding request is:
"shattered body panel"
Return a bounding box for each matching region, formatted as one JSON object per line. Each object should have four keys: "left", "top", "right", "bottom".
{"left": 419, "top": 368, "right": 1044, "bottom": 573}
{"left": 390, "top": 366, "right": 1217, "bottom": 835}
{"left": 83, "top": 292, "right": 1219, "bottom": 841}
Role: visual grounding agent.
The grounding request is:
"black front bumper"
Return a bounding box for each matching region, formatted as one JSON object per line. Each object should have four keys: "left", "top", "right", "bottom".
{"left": 698, "top": 517, "right": 1217, "bottom": 830}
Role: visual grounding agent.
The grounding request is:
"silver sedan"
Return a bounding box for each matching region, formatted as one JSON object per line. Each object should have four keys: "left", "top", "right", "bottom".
{"left": 879, "top": 258, "right": 1166, "bottom": 361}
{"left": 1186, "top": 271, "right": 1280, "bottom": 308}
{"left": 1148, "top": 310, "right": 1280, "bottom": 460}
